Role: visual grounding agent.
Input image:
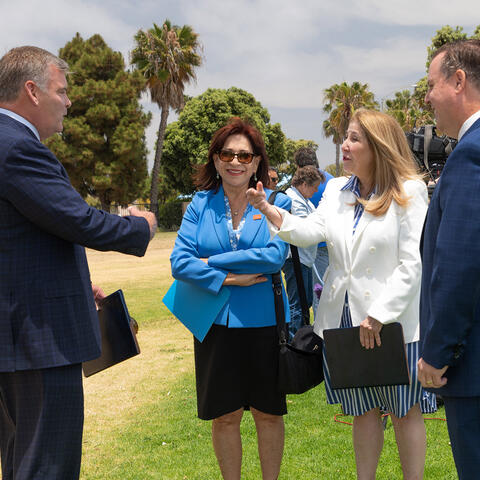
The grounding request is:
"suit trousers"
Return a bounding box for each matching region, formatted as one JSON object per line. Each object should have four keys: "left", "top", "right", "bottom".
{"left": 443, "top": 395, "right": 480, "bottom": 480}
{"left": 0, "top": 364, "right": 84, "bottom": 480}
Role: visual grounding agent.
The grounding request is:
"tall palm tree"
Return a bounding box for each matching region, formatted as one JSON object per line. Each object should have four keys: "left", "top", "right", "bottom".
{"left": 322, "top": 119, "right": 342, "bottom": 176}
{"left": 323, "top": 82, "right": 378, "bottom": 175}
{"left": 131, "top": 20, "right": 202, "bottom": 215}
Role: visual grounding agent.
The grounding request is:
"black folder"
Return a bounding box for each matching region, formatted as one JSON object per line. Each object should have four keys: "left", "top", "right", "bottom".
{"left": 83, "top": 289, "right": 140, "bottom": 377}
{"left": 323, "top": 322, "right": 410, "bottom": 389}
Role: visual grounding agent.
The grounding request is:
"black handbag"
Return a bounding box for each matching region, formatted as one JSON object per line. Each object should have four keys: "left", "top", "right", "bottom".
{"left": 268, "top": 191, "right": 324, "bottom": 395}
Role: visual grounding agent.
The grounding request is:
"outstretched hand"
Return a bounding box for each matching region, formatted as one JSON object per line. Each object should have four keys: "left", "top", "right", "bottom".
{"left": 246, "top": 181, "right": 268, "bottom": 211}
{"left": 246, "top": 182, "right": 283, "bottom": 228}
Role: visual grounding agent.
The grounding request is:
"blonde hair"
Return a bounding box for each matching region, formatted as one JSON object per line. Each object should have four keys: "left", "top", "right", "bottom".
{"left": 350, "top": 109, "right": 421, "bottom": 216}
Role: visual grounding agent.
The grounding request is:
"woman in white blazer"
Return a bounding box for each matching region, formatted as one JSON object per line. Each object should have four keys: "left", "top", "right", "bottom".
{"left": 247, "top": 109, "right": 437, "bottom": 480}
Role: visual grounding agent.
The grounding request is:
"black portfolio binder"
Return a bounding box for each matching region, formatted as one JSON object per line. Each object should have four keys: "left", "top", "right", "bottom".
{"left": 323, "top": 322, "right": 410, "bottom": 389}
{"left": 83, "top": 289, "right": 140, "bottom": 377}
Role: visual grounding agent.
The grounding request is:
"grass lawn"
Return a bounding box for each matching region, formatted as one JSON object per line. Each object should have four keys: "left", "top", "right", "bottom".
{"left": 80, "top": 232, "right": 456, "bottom": 479}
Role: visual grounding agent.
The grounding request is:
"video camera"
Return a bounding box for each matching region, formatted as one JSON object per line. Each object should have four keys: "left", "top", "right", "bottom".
{"left": 406, "top": 125, "right": 457, "bottom": 193}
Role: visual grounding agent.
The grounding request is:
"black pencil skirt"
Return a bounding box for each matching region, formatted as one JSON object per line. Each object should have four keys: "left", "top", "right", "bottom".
{"left": 194, "top": 324, "right": 287, "bottom": 420}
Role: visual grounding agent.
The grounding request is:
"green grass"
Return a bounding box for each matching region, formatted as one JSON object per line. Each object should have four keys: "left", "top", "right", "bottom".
{"left": 79, "top": 232, "right": 457, "bottom": 479}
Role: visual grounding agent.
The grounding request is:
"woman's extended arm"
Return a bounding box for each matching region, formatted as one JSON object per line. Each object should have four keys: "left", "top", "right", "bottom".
{"left": 246, "top": 182, "right": 283, "bottom": 228}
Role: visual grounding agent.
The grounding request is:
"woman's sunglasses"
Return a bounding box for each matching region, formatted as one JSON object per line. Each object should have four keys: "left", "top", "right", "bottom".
{"left": 217, "top": 149, "right": 257, "bottom": 164}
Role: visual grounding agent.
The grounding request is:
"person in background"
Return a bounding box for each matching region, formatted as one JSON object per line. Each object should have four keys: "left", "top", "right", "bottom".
{"left": 293, "top": 147, "right": 332, "bottom": 317}
{"left": 247, "top": 109, "right": 436, "bottom": 480}
{"left": 418, "top": 39, "right": 480, "bottom": 479}
{"left": 170, "top": 117, "right": 291, "bottom": 480}
{"left": 282, "top": 165, "right": 322, "bottom": 339}
{"left": 0, "top": 46, "right": 156, "bottom": 479}
{"left": 267, "top": 166, "right": 279, "bottom": 189}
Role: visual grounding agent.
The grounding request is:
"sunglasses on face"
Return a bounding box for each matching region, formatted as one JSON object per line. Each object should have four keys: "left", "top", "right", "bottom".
{"left": 270, "top": 176, "right": 279, "bottom": 183}
{"left": 217, "top": 149, "right": 257, "bottom": 164}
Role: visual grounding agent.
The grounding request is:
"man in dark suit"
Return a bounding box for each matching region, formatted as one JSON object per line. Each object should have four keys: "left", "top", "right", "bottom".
{"left": 0, "top": 46, "right": 157, "bottom": 479}
{"left": 418, "top": 39, "right": 480, "bottom": 479}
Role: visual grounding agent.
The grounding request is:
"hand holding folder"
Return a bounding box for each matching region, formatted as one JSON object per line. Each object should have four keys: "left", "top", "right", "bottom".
{"left": 323, "top": 322, "right": 410, "bottom": 389}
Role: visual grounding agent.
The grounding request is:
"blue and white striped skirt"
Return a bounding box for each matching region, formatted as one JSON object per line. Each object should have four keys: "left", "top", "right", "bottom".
{"left": 323, "top": 298, "right": 437, "bottom": 418}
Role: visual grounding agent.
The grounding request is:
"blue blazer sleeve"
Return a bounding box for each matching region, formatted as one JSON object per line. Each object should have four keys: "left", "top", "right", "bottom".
{"left": 170, "top": 192, "right": 228, "bottom": 295}
{"left": 421, "top": 139, "right": 480, "bottom": 367}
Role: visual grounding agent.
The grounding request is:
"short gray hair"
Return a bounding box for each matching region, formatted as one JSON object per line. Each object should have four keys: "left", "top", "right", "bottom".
{"left": 0, "top": 46, "right": 69, "bottom": 102}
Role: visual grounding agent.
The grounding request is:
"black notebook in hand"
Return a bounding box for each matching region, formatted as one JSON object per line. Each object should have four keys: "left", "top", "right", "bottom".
{"left": 83, "top": 289, "right": 140, "bottom": 377}
{"left": 323, "top": 322, "right": 410, "bottom": 389}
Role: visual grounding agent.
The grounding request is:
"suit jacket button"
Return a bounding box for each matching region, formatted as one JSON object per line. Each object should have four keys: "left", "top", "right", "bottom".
{"left": 369, "top": 246, "right": 376, "bottom": 253}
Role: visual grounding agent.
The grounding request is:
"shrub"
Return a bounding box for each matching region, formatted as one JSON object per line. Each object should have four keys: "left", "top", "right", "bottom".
{"left": 158, "top": 198, "right": 183, "bottom": 231}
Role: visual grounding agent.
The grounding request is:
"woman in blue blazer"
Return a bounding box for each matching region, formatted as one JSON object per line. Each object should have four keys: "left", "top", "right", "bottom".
{"left": 170, "top": 118, "right": 291, "bottom": 480}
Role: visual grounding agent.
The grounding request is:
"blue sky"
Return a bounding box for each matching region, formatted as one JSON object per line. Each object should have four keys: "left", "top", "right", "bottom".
{"left": 2, "top": 0, "right": 478, "bottom": 167}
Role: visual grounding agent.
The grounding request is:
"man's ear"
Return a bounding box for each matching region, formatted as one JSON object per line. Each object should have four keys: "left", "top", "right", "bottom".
{"left": 24, "top": 80, "right": 40, "bottom": 106}
{"left": 454, "top": 69, "right": 467, "bottom": 93}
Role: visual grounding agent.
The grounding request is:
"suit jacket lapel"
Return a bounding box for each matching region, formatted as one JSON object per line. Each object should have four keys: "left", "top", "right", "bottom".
{"left": 341, "top": 190, "right": 355, "bottom": 263}
{"left": 352, "top": 209, "right": 374, "bottom": 249}
{"left": 208, "top": 186, "right": 231, "bottom": 252}
{"left": 238, "top": 205, "right": 264, "bottom": 250}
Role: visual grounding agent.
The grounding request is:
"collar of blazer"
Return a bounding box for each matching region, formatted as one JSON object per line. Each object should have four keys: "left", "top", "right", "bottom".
{"left": 460, "top": 115, "right": 480, "bottom": 143}
{"left": 208, "top": 185, "right": 265, "bottom": 252}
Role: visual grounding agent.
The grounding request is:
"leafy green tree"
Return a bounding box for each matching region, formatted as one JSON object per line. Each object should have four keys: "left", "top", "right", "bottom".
{"left": 161, "top": 87, "right": 289, "bottom": 194}
{"left": 426, "top": 25, "right": 468, "bottom": 67}
{"left": 47, "top": 33, "right": 151, "bottom": 211}
{"left": 131, "top": 20, "right": 202, "bottom": 216}
{"left": 323, "top": 82, "right": 378, "bottom": 175}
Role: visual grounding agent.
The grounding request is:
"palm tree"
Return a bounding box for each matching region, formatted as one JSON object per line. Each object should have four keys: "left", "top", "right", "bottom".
{"left": 385, "top": 89, "right": 434, "bottom": 132}
{"left": 131, "top": 20, "right": 202, "bottom": 216}
{"left": 323, "top": 82, "right": 378, "bottom": 176}
{"left": 322, "top": 119, "right": 342, "bottom": 176}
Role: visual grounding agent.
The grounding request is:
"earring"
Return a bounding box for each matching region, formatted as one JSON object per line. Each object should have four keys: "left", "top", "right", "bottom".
{"left": 254, "top": 172, "right": 257, "bottom": 182}
{"left": 216, "top": 171, "right": 219, "bottom": 180}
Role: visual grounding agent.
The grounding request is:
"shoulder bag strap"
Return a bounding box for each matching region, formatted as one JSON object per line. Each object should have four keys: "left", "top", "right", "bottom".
{"left": 268, "top": 191, "right": 310, "bottom": 327}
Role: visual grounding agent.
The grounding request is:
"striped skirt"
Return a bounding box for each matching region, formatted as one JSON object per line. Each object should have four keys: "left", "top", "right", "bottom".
{"left": 323, "top": 297, "right": 437, "bottom": 418}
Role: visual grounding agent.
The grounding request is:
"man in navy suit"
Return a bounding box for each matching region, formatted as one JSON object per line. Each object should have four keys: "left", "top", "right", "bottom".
{"left": 418, "top": 39, "right": 480, "bottom": 479}
{"left": 0, "top": 46, "right": 157, "bottom": 479}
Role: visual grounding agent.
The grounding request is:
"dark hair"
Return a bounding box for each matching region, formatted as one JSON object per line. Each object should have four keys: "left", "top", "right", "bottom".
{"left": 293, "top": 147, "right": 318, "bottom": 167}
{"left": 268, "top": 166, "right": 278, "bottom": 173}
{"left": 193, "top": 117, "right": 270, "bottom": 191}
{"left": 291, "top": 165, "right": 323, "bottom": 187}
{"left": 432, "top": 39, "right": 480, "bottom": 91}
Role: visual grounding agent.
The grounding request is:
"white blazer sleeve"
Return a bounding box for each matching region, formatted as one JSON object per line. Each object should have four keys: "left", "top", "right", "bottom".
{"left": 367, "top": 180, "right": 428, "bottom": 323}
{"left": 267, "top": 182, "right": 334, "bottom": 247}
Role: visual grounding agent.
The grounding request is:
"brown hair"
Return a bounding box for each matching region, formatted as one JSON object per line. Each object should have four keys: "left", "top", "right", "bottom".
{"left": 291, "top": 165, "right": 322, "bottom": 187}
{"left": 0, "top": 46, "right": 69, "bottom": 103}
{"left": 350, "top": 109, "right": 421, "bottom": 216}
{"left": 432, "top": 39, "right": 480, "bottom": 91}
{"left": 193, "top": 117, "right": 270, "bottom": 191}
